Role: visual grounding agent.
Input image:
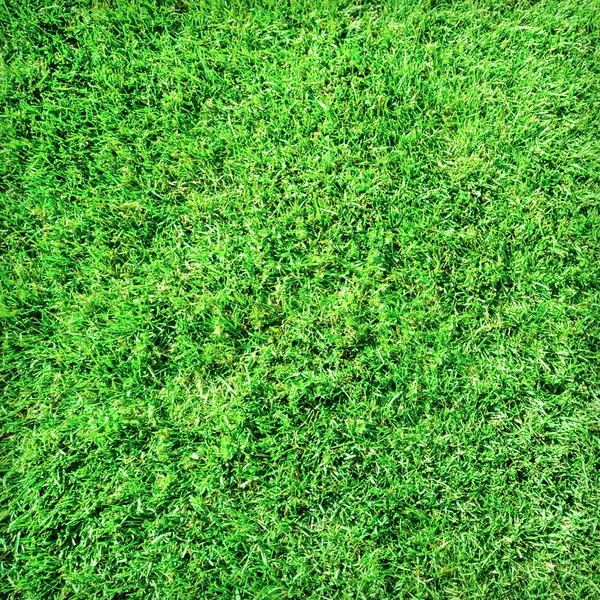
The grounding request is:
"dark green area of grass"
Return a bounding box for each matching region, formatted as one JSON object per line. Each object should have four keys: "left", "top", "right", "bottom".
{"left": 2, "top": 0, "right": 600, "bottom": 597}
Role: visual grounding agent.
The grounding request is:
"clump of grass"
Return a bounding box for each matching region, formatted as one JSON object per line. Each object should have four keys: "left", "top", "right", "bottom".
{"left": 1, "top": 0, "right": 600, "bottom": 597}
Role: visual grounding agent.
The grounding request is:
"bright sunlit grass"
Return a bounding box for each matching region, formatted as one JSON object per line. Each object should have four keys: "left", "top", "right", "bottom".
{"left": 1, "top": 1, "right": 600, "bottom": 597}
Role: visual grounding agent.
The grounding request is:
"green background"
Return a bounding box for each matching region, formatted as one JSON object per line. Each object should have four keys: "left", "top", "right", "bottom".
{"left": 1, "top": 0, "right": 600, "bottom": 597}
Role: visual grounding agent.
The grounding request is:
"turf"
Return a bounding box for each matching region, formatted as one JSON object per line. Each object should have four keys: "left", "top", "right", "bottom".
{"left": 1, "top": 0, "right": 600, "bottom": 597}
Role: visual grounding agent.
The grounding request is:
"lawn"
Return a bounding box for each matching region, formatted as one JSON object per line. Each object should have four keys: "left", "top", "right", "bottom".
{"left": 1, "top": 0, "right": 600, "bottom": 598}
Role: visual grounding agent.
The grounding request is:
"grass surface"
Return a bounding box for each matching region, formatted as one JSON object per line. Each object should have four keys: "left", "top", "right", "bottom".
{"left": 2, "top": 0, "right": 600, "bottom": 597}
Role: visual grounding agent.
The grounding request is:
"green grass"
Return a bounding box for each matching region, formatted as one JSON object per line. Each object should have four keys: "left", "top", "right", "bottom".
{"left": 1, "top": 0, "right": 600, "bottom": 597}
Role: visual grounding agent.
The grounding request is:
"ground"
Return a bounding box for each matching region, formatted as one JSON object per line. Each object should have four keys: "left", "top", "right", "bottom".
{"left": 1, "top": 0, "right": 600, "bottom": 598}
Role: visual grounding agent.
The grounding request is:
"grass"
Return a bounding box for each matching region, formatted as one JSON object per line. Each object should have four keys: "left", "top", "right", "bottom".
{"left": 1, "top": 0, "right": 600, "bottom": 597}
